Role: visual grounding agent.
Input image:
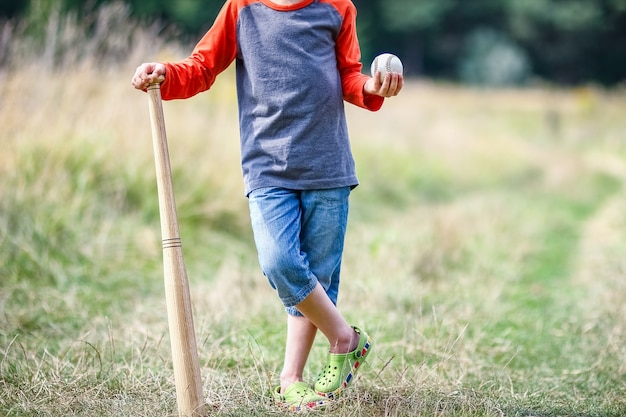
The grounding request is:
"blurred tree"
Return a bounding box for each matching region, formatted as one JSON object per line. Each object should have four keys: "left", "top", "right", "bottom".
{"left": 402, "top": 1, "right": 512, "bottom": 81}
{"left": 377, "top": 0, "right": 455, "bottom": 75}
{"left": 595, "top": 0, "right": 626, "bottom": 84}
{"left": 502, "top": 0, "right": 606, "bottom": 83}
{"left": 163, "top": 0, "right": 223, "bottom": 35}
{"left": 2, "top": 0, "right": 625, "bottom": 85}
{"left": 19, "top": 0, "right": 222, "bottom": 38}
{"left": 0, "top": 0, "right": 28, "bottom": 18}
{"left": 458, "top": 27, "right": 531, "bottom": 86}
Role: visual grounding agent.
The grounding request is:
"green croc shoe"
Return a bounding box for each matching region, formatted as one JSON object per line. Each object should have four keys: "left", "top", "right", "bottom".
{"left": 273, "top": 381, "right": 329, "bottom": 411}
{"left": 314, "top": 326, "right": 372, "bottom": 399}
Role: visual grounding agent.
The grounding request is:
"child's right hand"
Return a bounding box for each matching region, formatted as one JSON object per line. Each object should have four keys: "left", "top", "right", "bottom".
{"left": 131, "top": 63, "right": 166, "bottom": 90}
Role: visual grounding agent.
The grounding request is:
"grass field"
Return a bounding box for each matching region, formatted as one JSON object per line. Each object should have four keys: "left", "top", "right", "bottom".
{"left": 2, "top": 32, "right": 626, "bottom": 416}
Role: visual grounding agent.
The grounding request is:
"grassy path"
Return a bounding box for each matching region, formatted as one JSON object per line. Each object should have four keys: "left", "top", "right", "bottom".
{"left": 477, "top": 174, "right": 624, "bottom": 416}
{"left": 2, "top": 75, "right": 626, "bottom": 415}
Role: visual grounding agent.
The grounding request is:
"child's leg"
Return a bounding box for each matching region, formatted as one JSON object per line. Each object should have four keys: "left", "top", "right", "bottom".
{"left": 296, "top": 188, "right": 358, "bottom": 352}
{"left": 280, "top": 315, "right": 316, "bottom": 390}
{"left": 298, "top": 188, "right": 349, "bottom": 310}
{"left": 280, "top": 284, "right": 358, "bottom": 391}
{"left": 296, "top": 283, "right": 357, "bottom": 354}
{"left": 248, "top": 187, "right": 319, "bottom": 309}
{"left": 247, "top": 187, "right": 352, "bottom": 312}
{"left": 248, "top": 187, "right": 359, "bottom": 394}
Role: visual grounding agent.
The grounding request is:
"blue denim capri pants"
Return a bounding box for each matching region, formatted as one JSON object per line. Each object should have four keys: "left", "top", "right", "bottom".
{"left": 248, "top": 186, "right": 351, "bottom": 316}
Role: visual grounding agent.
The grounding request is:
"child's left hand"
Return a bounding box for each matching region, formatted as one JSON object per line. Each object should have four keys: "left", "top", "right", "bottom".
{"left": 364, "top": 72, "right": 403, "bottom": 98}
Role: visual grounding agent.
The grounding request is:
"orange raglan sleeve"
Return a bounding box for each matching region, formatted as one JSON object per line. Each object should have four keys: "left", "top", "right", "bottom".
{"left": 335, "top": 1, "right": 384, "bottom": 111}
{"left": 160, "top": 1, "right": 239, "bottom": 100}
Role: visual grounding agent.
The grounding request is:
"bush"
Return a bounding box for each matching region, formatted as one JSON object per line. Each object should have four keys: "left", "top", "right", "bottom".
{"left": 458, "top": 27, "right": 531, "bottom": 87}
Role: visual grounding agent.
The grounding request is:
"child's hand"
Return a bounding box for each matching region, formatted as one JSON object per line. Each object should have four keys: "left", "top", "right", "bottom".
{"left": 131, "top": 63, "right": 166, "bottom": 90}
{"left": 364, "top": 72, "right": 403, "bottom": 98}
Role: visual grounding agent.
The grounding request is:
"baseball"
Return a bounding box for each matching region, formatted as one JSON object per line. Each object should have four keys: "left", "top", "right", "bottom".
{"left": 371, "top": 53, "right": 403, "bottom": 82}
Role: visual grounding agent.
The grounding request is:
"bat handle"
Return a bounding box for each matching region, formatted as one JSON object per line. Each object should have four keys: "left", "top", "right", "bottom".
{"left": 148, "top": 74, "right": 166, "bottom": 87}
{"left": 147, "top": 83, "right": 181, "bottom": 242}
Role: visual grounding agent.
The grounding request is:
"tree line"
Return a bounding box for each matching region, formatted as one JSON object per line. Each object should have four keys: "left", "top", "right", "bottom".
{"left": 2, "top": 0, "right": 625, "bottom": 86}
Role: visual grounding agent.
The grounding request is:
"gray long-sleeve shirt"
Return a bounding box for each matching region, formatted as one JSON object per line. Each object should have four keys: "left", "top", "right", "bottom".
{"left": 160, "top": 0, "right": 384, "bottom": 195}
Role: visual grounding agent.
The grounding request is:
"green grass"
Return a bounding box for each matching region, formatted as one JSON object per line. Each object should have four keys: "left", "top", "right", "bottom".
{"left": 1, "top": 58, "right": 626, "bottom": 416}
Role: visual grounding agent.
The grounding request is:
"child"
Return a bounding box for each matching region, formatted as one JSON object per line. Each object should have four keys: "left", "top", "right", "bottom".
{"left": 132, "top": 0, "right": 402, "bottom": 411}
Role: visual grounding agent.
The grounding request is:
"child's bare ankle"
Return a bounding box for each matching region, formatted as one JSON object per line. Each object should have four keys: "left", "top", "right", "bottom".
{"left": 329, "top": 328, "right": 358, "bottom": 354}
{"left": 279, "top": 376, "right": 302, "bottom": 394}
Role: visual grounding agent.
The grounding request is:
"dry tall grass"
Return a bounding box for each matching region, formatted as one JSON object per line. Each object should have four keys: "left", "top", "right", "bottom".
{"left": 1, "top": 4, "right": 626, "bottom": 416}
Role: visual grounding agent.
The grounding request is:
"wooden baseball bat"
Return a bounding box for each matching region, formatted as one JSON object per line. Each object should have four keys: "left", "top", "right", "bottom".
{"left": 147, "top": 82, "right": 206, "bottom": 417}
